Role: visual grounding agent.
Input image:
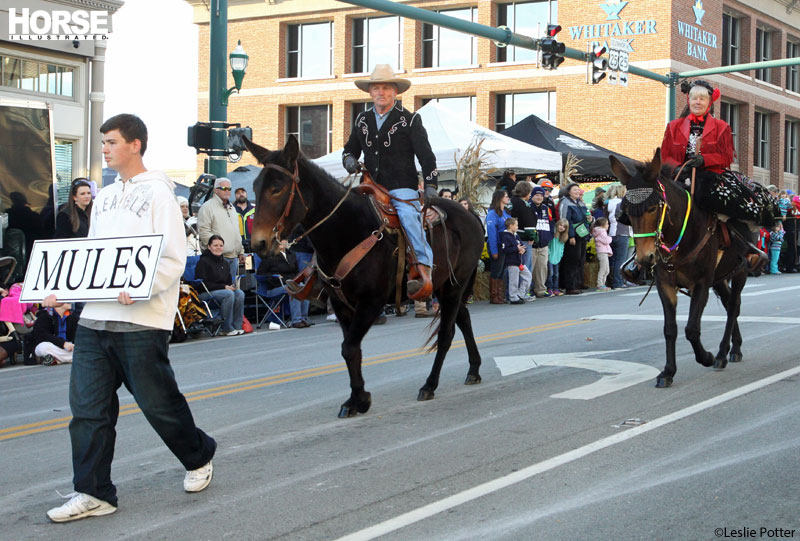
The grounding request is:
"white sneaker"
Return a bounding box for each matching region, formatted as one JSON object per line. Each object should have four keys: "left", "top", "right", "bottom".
{"left": 47, "top": 492, "right": 116, "bottom": 523}
{"left": 221, "top": 330, "right": 243, "bottom": 336}
{"left": 326, "top": 314, "right": 337, "bottom": 322}
{"left": 184, "top": 460, "right": 213, "bottom": 493}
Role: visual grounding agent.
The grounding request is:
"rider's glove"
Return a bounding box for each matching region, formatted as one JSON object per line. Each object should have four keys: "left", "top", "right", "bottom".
{"left": 343, "top": 155, "right": 358, "bottom": 174}
{"left": 685, "top": 154, "right": 704, "bottom": 168}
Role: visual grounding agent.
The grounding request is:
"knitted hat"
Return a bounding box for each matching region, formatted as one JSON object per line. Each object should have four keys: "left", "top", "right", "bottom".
{"left": 531, "top": 186, "right": 546, "bottom": 197}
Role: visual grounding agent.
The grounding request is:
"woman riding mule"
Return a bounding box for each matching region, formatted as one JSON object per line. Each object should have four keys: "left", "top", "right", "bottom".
{"left": 610, "top": 150, "right": 751, "bottom": 388}
{"left": 661, "top": 79, "right": 776, "bottom": 261}
{"left": 243, "top": 135, "right": 485, "bottom": 417}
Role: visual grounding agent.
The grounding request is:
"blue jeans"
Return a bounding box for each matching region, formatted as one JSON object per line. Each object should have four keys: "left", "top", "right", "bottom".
{"left": 69, "top": 326, "right": 216, "bottom": 506}
{"left": 389, "top": 188, "right": 433, "bottom": 267}
{"left": 770, "top": 246, "right": 781, "bottom": 273}
{"left": 265, "top": 285, "right": 309, "bottom": 324}
{"left": 201, "top": 288, "right": 245, "bottom": 332}
{"left": 224, "top": 256, "right": 239, "bottom": 283}
{"left": 610, "top": 235, "right": 629, "bottom": 288}
{"left": 547, "top": 262, "right": 560, "bottom": 290}
{"left": 295, "top": 251, "right": 313, "bottom": 272}
{"left": 521, "top": 241, "right": 533, "bottom": 271}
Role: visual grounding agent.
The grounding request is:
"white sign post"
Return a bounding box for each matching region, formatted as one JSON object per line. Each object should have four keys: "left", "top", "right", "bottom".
{"left": 606, "top": 47, "right": 630, "bottom": 87}
{"left": 20, "top": 235, "right": 164, "bottom": 303}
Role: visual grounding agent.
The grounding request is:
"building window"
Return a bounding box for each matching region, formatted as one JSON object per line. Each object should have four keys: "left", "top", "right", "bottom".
{"left": 787, "top": 40, "right": 800, "bottom": 92}
{"left": 755, "top": 28, "right": 772, "bottom": 83}
{"left": 0, "top": 54, "right": 74, "bottom": 97}
{"left": 497, "top": 1, "right": 558, "bottom": 63}
{"left": 754, "top": 111, "right": 770, "bottom": 169}
{"left": 54, "top": 139, "right": 74, "bottom": 206}
{"left": 352, "top": 16, "right": 402, "bottom": 73}
{"left": 495, "top": 91, "right": 556, "bottom": 132}
{"left": 422, "top": 8, "right": 478, "bottom": 68}
{"left": 721, "top": 13, "right": 740, "bottom": 67}
{"left": 718, "top": 101, "right": 739, "bottom": 163}
{"left": 286, "top": 105, "right": 332, "bottom": 159}
{"left": 422, "top": 96, "right": 476, "bottom": 122}
{"left": 786, "top": 120, "right": 798, "bottom": 174}
{"left": 287, "top": 22, "right": 334, "bottom": 78}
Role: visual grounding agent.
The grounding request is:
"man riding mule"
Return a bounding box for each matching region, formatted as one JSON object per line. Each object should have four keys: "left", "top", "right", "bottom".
{"left": 660, "top": 79, "right": 777, "bottom": 265}
{"left": 342, "top": 64, "right": 438, "bottom": 300}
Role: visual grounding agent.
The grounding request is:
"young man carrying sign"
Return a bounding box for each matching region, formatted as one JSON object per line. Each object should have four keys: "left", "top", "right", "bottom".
{"left": 45, "top": 114, "right": 216, "bottom": 523}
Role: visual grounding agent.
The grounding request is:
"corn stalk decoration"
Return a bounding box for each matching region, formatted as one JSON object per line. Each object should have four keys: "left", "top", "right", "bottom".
{"left": 454, "top": 136, "right": 497, "bottom": 215}
{"left": 563, "top": 152, "right": 583, "bottom": 182}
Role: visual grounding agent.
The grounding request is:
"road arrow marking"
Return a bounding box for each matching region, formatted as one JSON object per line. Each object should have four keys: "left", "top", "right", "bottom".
{"left": 493, "top": 350, "right": 658, "bottom": 400}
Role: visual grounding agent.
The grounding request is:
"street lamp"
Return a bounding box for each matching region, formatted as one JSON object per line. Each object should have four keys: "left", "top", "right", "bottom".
{"left": 222, "top": 40, "right": 248, "bottom": 106}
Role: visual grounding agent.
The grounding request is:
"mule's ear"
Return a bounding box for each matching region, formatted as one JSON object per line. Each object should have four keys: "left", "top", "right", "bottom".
{"left": 648, "top": 147, "right": 662, "bottom": 177}
{"left": 283, "top": 134, "right": 301, "bottom": 166}
{"left": 609, "top": 155, "right": 631, "bottom": 185}
{"left": 242, "top": 136, "right": 271, "bottom": 164}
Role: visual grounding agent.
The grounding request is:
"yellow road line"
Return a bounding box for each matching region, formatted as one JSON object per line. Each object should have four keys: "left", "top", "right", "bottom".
{"left": 0, "top": 319, "right": 589, "bottom": 441}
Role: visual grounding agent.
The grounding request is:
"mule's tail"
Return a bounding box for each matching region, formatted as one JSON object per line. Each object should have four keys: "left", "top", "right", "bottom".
{"left": 423, "top": 267, "right": 477, "bottom": 353}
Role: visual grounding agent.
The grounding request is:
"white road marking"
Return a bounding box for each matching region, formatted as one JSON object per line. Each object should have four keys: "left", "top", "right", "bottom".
{"left": 587, "top": 314, "right": 800, "bottom": 325}
{"left": 334, "top": 365, "right": 800, "bottom": 541}
{"left": 493, "top": 350, "right": 659, "bottom": 400}
{"left": 741, "top": 285, "right": 800, "bottom": 296}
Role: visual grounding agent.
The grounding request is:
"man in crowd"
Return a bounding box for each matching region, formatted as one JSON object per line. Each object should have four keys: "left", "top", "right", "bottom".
{"left": 31, "top": 302, "right": 78, "bottom": 365}
{"left": 45, "top": 113, "right": 216, "bottom": 523}
{"left": 233, "top": 187, "right": 254, "bottom": 252}
{"left": 197, "top": 177, "right": 245, "bottom": 281}
{"left": 342, "top": 64, "right": 438, "bottom": 300}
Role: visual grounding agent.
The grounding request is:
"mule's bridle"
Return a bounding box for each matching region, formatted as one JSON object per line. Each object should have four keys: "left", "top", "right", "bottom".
{"left": 263, "top": 162, "right": 306, "bottom": 241}
{"left": 630, "top": 179, "right": 692, "bottom": 254}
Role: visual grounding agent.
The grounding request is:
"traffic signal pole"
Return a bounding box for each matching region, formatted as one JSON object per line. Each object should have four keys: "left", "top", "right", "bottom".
{"left": 208, "top": 0, "right": 229, "bottom": 180}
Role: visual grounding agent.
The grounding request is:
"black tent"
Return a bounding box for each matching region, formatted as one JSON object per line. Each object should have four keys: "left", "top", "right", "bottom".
{"left": 501, "top": 115, "right": 639, "bottom": 178}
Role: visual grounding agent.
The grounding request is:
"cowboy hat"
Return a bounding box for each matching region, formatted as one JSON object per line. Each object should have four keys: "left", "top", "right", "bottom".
{"left": 355, "top": 64, "right": 411, "bottom": 94}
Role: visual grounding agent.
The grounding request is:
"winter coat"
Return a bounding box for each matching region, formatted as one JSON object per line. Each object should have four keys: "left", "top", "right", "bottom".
{"left": 561, "top": 197, "right": 591, "bottom": 240}
{"left": 500, "top": 230, "right": 523, "bottom": 267}
{"left": 54, "top": 207, "right": 90, "bottom": 239}
{"left": 660, "top": 115, "right": 734, "bottom": 174}
{"left": 197, "top": 194, "right": 244, "bottom": 258}
{"left": 31, "top": 308, "right": 79, "bottom": 349}
{"left": 531, "top": 203, "right": 554, "bottom": 247}
{"left": 257, "top": 250, "right": 299, "bottom": 289}
{"left": 485, "top": 208, "right": 511, "bottom": 256}
{"left": 507, "top": 196, "right": 537, "bottom": 230}
{"left": 343, "top": 102, "right": 438, "bottom": 191}
{"left": 195, "top": 249, "right": 233, "bottom": 292}
{"left": 592, "top": 227, "right": 613, "bottom": 255}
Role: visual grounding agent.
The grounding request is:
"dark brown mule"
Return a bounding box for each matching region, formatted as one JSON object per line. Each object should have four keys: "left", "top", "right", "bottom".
{"left": 610, "top": 149, "right": 750, "bottom": 388}
{"left": 244, "top": 135, "right": 484, "bottom": 417}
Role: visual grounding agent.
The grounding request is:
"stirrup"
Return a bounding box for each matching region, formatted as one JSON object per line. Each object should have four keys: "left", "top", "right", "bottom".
{"left": 407, "top": 264, "right": 433, "bottom": 301}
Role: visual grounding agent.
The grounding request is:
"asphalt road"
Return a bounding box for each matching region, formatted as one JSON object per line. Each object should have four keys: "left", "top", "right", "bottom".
{"left": 1, "top": 273, "right": 799, "bottom": 540}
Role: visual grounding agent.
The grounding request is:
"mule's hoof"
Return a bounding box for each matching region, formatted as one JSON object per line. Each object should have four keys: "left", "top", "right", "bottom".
{"left": 698, "top": 352, "right": 714, "bottom": 368}
{"left": 713, "top": 356, "right": 728, "bottom": 370}
{"left": 729, "top": 352, "right": 743, "bottom": 363}
{"left": 417, "top": 388, "right": 435, "bottom": 401}
{"left": 464, "top": 374, "right": 482, "bottom": 385}
{"left": 338, "top": 405, "right": 358, "bottom": 418}
{"left": 655, "top": 377, "right": 673, "bottom": 388}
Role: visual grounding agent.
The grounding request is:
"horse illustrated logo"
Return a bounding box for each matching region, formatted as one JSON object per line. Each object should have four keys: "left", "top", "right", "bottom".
{"left": 600, "top": 0, "right": 629, "bottom": 21}
{"left": 693, "top": 0, "right": 705, "bottom": 25}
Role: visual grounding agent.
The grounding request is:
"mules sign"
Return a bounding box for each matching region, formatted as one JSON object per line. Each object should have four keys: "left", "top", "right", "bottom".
{"left": 20, "top": 235, "right": 164, "bottom": 302}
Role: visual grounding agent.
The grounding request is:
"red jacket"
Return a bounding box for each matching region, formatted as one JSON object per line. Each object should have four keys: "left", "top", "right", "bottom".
{"left": 660, "top": 115, "right": 735, "bottom": 174}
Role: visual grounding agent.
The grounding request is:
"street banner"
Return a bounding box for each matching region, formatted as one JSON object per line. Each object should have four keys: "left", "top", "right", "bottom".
{"left": 20, "top": 235, "right": 164, "bottom": 303}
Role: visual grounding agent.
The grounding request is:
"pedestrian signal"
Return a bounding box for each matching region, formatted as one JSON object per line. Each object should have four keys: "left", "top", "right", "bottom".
{"left": 540, "top": 25, "right": 565, "bottom": 70}
{"left": 588, "top": 45, "right": 608, "bottom": 84}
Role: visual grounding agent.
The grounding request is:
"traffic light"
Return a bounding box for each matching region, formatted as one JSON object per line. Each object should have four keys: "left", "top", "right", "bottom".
{"left": 540, "top": 24, "right": 565, "bottom": 70}
{"left": 588, "top": 45, "right": 608, "bottom": 84}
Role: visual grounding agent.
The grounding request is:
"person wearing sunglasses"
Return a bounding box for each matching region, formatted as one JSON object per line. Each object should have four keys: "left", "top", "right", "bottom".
{"left": 197, "top": 177, "right": 245, "bottom": 282}
{"left": 55, "top": 178, "right": 93, "bottom": 239}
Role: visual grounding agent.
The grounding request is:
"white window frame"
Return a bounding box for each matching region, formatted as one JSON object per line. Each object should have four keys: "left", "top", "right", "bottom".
{"left": 421, "top": 7, "right": 478, "bottom": 68}
{"left": 495, "top": 91, "right": 557, "bottom": 132}
{"left": 286, "top": 22, "right": 334, "bottom": 79}
{"left": 785, "top": 119, "right": 798, "bottom": 174}
{"left": 754, "top": 111, "right": 770, "bottom": 169}
{"left": 352, "top": 16, "right": 403, "bottom": 74}
{"left": 286, "top": 104, "right": 333, "bottom": 159}
{"left": 755, "top": 27, "right": 772, "bottom": 83}
{"left": 722, "top": 13, "right": 740, "bottom": 67}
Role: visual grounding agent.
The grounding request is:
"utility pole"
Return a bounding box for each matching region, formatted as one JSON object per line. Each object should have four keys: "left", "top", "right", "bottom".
{"left": 208, "top": 0, "right": 228, "bottom": 180}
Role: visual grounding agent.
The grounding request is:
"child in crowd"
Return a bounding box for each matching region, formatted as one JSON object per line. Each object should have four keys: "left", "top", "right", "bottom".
{"left": 547, "top": 219, "right": 569, "bottom": 296}
{"left": 769, "top": 222, "right": 784, "bottom": 275}
{"left": 778, "top": 190, "right": 791, "bottom": 217}
{"left": 500, "top": 217, "right": 532, "bottom": 304}
{"left": 592, "top": 217, "right": 613, "bottom": 291}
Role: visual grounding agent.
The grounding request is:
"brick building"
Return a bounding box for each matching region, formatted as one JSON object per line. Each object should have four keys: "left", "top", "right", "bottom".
{"left": 188, "top": 0, "right": 800, "bottom": 190}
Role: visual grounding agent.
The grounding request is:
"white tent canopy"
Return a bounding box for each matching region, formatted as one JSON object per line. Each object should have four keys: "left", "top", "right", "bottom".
{"left": 312, "top": 101, "right": 562, "bottom": 180}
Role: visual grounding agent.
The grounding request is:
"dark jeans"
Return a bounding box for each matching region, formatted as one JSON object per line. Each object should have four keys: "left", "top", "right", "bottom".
{"left": 610, "top": 235, "right": 629, "bottom": 288}
{"left": 489, "top": 253, "right": 506, "bottom": 279}
{"left": 69, "top": 326, "right": 216, "bottom": 506}
{"left": 561, "top": 239, "right": 586, "bottom": 290}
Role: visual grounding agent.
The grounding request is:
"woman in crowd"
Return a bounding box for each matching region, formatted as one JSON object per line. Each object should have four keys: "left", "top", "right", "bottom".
{"left": 559, "top": 183, "right": 592, "bottom": 295}
{"left": 485, "top": 190, "right": 512, "bottom": 304}
{"left": 55, "top": 178, "right": 93, "bottom": 239}
{"left": 496, "top": 170, "right": 518, "bottom": 197}
{"left": 257, "top": 239, "right": 311, "bottom": 328}
{"left": 605, "top": 184, "right": 632, "bottom": 288}
{"left": 194, "top": 235, "right": 245, "bottom": 336}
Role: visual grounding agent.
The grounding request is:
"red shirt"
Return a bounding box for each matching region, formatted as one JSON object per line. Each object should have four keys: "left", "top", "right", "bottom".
{"left": 660, "top": 115, "right": 735, "bottom": 174}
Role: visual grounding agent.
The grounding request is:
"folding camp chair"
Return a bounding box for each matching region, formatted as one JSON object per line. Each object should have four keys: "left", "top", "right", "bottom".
{"left": 252, "top": 254, "right": 290, "bottom": 329}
